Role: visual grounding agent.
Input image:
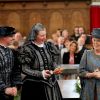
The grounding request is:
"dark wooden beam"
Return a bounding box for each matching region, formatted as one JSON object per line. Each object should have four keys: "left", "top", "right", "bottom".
{"left": 0, "top": 0, "right": 91, "bottom": 2}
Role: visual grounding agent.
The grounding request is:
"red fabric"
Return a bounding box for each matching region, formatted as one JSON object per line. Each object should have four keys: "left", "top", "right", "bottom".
{"left": 90, "top": 5, "right": 100, "bottom": 32}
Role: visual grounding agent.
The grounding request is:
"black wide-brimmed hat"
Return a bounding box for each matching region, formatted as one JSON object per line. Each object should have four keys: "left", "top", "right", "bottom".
{"left": 0, "top": 26, "right": 16, "bottom": 38}
{"left": 91, "top": 28, "right": 100, "bottom": 39}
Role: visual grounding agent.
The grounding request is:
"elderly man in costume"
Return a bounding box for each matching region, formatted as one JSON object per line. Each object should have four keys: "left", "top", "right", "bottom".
{"left": 0, "top": 26, "right": 22, "bottom": 100}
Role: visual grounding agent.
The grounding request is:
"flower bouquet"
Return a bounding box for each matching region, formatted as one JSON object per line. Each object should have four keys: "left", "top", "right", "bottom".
{"left": 53, "top": 67, "right": 64, "bottom": 75}
{"left": 75, "top": 77, "right": 81, "bottom": 94}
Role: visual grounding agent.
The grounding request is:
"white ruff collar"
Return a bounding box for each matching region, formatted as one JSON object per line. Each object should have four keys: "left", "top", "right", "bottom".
{"left": 33, "top": 42, "right": 44, "bottom": 47}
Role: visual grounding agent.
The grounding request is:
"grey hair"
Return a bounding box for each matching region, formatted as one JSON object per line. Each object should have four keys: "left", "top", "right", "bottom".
{"left": 26, "top": 23, "right": 46, "bottom": 42}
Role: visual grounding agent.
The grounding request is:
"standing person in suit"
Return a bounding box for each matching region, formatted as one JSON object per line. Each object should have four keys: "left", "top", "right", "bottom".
{"left": 79, "top": 28, "right": 100, "bottom": 100}
{"left": 17, "top": 23, "right": 62, "bottom": 100}
{"left": 0, "top": 26, "right": 22, "bottom": 100}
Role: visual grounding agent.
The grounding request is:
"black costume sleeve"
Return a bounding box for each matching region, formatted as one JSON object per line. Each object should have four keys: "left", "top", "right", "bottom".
{"left": 17, "top": 45, "right": 43, "bottom": 78}
{"left": 47, "top": 42, "right": 60, "bottom": 68}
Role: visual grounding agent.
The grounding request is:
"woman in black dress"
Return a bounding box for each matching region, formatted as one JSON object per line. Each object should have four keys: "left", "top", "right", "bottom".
{"left": 18, "top": 23, "right": 62, "bottom": 100}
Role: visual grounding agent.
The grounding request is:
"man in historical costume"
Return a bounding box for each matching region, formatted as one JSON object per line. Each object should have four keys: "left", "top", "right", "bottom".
{"left": 0, "top": 26, "right": 22, "bottom": 100}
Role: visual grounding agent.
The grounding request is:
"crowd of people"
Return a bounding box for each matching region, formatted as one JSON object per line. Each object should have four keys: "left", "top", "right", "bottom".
{"left": 0, "top": 23, "right": 100, "bottom": 100}
{"left": 48, "top": 26, "right": 92, "bottom": 66}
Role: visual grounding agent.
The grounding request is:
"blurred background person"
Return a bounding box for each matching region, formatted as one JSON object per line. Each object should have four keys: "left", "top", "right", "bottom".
{"left": 77, "top": 34, "right": 88, "bottom": 59}
{"left": 78, "top": 26, "right": 85, "bottom": 36}
{"left": 61, "top": 39, "right": 71, "bottom": 62}
{"left": 55, "top": 36, "right": 65, "bottom": 65}
{"left": 71, "top": 26, "right": 80, "bottom": 41}
{"left": 62, "top": 29, "right": 69, "bottom": 41}
{"left": 14, "top": 31, "right": 25, "bottom": 47}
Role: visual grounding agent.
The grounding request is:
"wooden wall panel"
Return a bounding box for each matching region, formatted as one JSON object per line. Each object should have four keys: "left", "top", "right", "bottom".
{"left": 0, "top": 1, "right": 90, "bottom": 38}
{"left": 71, "top": 11, "right": 84, "bottom": 27}
{"left": 29, "top": 12, "right": 41, "bottom": 29}
{"left": 7, "top": 12, "right": 20, "bottom": 31}
{"left": 49, "top": 12, "right": 63, "bottom": 35}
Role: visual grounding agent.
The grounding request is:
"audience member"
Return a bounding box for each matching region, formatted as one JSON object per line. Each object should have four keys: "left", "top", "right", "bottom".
{"left": 71, "top": 26, "right": 80, "bottom": 41}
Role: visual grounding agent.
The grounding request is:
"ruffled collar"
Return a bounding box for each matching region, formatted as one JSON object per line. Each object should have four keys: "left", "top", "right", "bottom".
{"left": 32, "top": 41, "right": 44, "bottom": 47}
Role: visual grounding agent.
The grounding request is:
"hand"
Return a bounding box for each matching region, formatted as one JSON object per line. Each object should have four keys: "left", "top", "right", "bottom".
{"left": 42, "top": 70, "right": 51, "bottom": 79}
{"left": 86, "top": 72, "right": 94, "bottom": 78}
{"left": 93, "top": 71, "right": 100, "bottom": 79}
{"left": 12, "top": 87, "right": 17, "bottom": 96}
{"left": 5, "top": 87, "right": 17, "bottom": 96}
{"left": 53, "top": 67, "right": 63, "bottom": 75}
{"left": 5, "top": 87, "right": 13, "bottom": 96}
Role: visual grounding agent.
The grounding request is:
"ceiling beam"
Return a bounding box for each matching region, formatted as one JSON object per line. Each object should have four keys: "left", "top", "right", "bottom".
{"left": 0, "top": 0, "right": 91, "bottom": 2}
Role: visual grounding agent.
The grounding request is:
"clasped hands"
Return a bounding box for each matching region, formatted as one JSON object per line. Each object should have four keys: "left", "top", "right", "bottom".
{"left": 5, "top": 87, "right": 17, "bottom": 96}
{"left": 86, "top": 68, "right": 100, "bottom": 79}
